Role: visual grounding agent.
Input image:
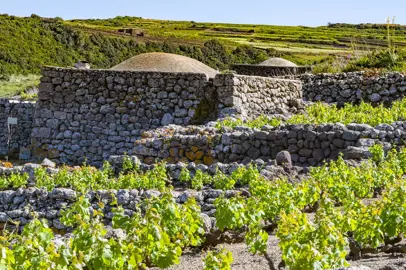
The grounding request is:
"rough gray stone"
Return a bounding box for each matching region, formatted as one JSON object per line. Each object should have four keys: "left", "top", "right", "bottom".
{"left": 161, "top": 113, "right": 174, "bottom": 125}
{"left": 369, "top": 93, "right": 382, "bottom": 102}
{"left": 41, "top": 158, "right": 56, "bottom": 168}
{"left": 275, "top": 151, "right": 292, "bottom": 167}
{"left": 344, "top": 146, "right": 372, "bottom": 160}
{"left": 342, "top": 130, "right": 360, "bottom": 141}
{"left": 50, "top": 188, "right": 77, "bottom": 201}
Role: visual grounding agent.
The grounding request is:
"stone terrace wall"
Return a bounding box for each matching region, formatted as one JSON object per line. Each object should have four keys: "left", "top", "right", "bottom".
{"left": 301, "top": 72, "right": 406, "bottom": 104}
{"left": 0, "top": 99, "right": 35, "bottom": 157}
{"left": 32, "top": 67, "right": 213, "bottom": 166}
{"left": 232, "top": 64, "right": 311, "bottom": 77}
{"left": 134, "top": 122, "right": 406, "bottom": 166}
{"left": 31, "top": 68, "right": 303, "bottom": 166}
{"left": 214, "top": 74, "right": 302, "bottom": 119}
{"left": 0, "top": 187, "right": 225, "bottom": 228}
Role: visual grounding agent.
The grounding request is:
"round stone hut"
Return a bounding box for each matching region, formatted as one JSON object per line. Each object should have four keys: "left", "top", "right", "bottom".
{"left": 259, "top": 57, "right": 298, "bottom": 67}
{"left": 231, "top": 57, "right": 311, "bottom": 77}
{"left": 111, "top": 52, "right": 218, "bottom": 78}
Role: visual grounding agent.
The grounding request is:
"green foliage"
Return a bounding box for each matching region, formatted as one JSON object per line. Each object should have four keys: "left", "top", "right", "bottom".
{"left": 215, "top": 115, "right": 281, "bottom": 130}
{"left": 214, "top": 195, "right": 247, "bottom": 231}
{"left": 203, "top": 246, "right": 233, "bottom": 270}
{"left": 0, "top": 74, "right": 39, "bottom": 98}
{"left": 245, "top": 222, "right": 269, "bottom": 255}
{"left": 380, "top": 182, "right": 406, "bottom": 237}
{"left": 5, "top": 139, "right": 406, "bottom": 269}
{"left": 179, "top": 166, "right": 259, "bottom": 190}
{"left": 277, "top": 201, "right": 349, "bottom": 270}
{"left": 213, "top": 169, "right": 236, "bottom": 190}
{"left": 179, "top": 167, "right": 191, "bottom": 183}
{"left": 369, "top": 143, "right": 385, "bottom": 163}
{"left": 5, "top": 146, "right": 406, "bottom": 268}
{"left": 344, "top": 48, "right": 406, "bottom": 72}
{"left": 26, "top": 162, "right": 168, "bottom": 192}
{"left": 289, "top": 99, "right": 406, "bottom": 126}
{"left": 248, "top": 177, "right": 299, "bottom": 220}
{"left": 11, "top": 218, "right": 61, "bottom": 269}
{"left": 190, "top": 170, "right": 212, "bottom": 190}
{"left": 6, "top": 14, "right": 406, "bottom": 88}
{"left": 1, "top": 191, "right": 204, "bottom": 269}
{"left": 218, "top": 97, "right": 406, "bottom": 129}
{"left": 0, "top": 173, "right": 29, "bottom": 189}
{"left": 121, "top": 155, "right": 139, "bottom": 172}
{"left": 0, "top": 15, "right": 281, "bottom": 86}
{"left": 19, "top": 92, "right": 37, "bottom": 100}
{"left": 230, "top": 164, "right": 260, "bottom": 186}
{"left": 112, "top": 192, "right": 205, "bottom": 269}
{"left": 212, "top": 146, "right": 406, "bottom": 268}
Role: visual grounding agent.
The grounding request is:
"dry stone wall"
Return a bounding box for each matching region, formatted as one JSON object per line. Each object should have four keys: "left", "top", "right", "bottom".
{"left": 0, "top": 158, "right": 305, "bottom": 228}
{"left": 133, "top": 121, "right": 406, "bottom": 166}
{"left": 232, "top": 64, "right": 311, "bottom": 77}
{"left": 301, "top": 72, "right": 406, "bottom": 104}
{"left": 0, "top": 99, "right": 35, "bottom": 157}
{"left": 30, "top": 67, "right": 301, "bottom": 165}
{"left": 9, "top": 67, "right": 406, "bottom": 166}
{"left": 32, "top": 67, "right": 215, "bottom": 166}
{"left": 214, "top": 74, "right": 302, "bottom": 119}
{"left": 0, "top": 187, "right": 224, "bottom": 229}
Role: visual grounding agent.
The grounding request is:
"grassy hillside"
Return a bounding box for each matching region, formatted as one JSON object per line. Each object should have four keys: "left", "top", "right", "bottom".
{"left": 0, "top": 14, "right": 286, "bottom": 76}
{"left": 68, "top": 17, "right": 406, "bottom": 51}
{"left": 0, "top": 74, "right": 39, "bottom": 98}
{"left": 3, "top": 14, "right": 405, "bottom": 75}
{"left": 1, "top": 14, "right": 406, "bottom": 97}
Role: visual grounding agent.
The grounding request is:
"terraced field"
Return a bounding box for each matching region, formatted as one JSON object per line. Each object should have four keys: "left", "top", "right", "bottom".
{"left": 66, "top": 17, "right": 406, "bottom": 58}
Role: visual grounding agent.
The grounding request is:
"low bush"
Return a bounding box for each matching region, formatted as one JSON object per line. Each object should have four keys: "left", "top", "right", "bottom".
{"left": 217, "top": 97, "right": 406, "bottom": 129}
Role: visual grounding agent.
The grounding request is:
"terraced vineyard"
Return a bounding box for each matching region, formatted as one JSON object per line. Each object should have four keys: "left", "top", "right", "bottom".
{"left": 3, "top": 14, "right": 406, "bottom": 77}
{"left": 4, "top": 12, "right": 406, "bottom": 270}
{"left": 1, "top": 143, "right": 406, "bottom": 269}
{"left": 66, "top": 17, "right": 406, "bottom": 54}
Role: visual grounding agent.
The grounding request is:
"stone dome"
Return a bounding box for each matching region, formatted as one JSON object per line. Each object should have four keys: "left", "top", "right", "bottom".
{"left": 259, "top": 57, "right": 298, "bottom": 67}
{"left": 111, "top": 52, "right": 218, "bottom": 78}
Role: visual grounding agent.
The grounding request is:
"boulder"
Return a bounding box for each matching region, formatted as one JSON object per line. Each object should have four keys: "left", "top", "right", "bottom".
{"left": 276, "top": 151, "right": 292, "bottom": 167}
{"left": 41, "top": 158, "right": 56, "bottom": 168}
{"left": 343, "top": 146, "right": 372, "bottom": 160}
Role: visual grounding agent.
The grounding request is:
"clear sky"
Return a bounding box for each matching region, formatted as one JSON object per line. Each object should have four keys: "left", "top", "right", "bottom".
{"left": 1, "top": 0, "right": 405, "bottom": 26}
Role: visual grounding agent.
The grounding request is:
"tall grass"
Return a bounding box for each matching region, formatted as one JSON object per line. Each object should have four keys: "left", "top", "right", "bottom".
{"left": 0, "top": 74, "right": 40, "bottom": 98}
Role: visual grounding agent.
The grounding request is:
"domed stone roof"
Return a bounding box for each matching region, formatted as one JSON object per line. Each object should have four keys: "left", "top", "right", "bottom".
{"left": 259, "top": 57, "right": 298, "bottom": 67}
{"left": 111, "top": 52, "right": 218, "bottom": 78}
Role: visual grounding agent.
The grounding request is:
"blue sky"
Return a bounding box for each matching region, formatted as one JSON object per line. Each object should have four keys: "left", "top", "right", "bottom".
{"left": 1, "top": 0, "right": 405, "bottom": 26}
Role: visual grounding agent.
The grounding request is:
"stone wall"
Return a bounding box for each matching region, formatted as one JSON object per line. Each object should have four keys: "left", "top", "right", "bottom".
{"left": 31, "top": 67, "right": 302, "bottom": 165}
{"left": 0, "top": 99, "right": 35, "bottom": 157}
{"left": 133, "top": 121, "right": 406, "bottom": 166}
{"left": 0, "top": 187, "right": 223, "bottom": 228}
{"left": 216, "top": 124, "right": 376, "bottom": 166}
{"left": 214, "top": 74, "right": 302, "bottom": 119}
{"left": 301, "top": 72, "right": 406, "bottom": 104}
{"left": 232, "top": 64, "right": 311, "bottom": 77}
{"left": 32, "top": 67, "right": 215, "bottom": 166}
{"left": 0, "top": 158, "right": 304, "bottom": 228}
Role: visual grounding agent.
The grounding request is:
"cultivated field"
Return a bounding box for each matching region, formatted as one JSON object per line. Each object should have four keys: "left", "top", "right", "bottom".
{"left": 2, "top": 13, "right": 406, "bottom": 270}
{"left": 2, "top": 97, "right": 406, "bottom": 269}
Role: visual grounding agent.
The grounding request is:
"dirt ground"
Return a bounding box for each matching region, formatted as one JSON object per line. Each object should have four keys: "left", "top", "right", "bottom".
{"left": 158, "top": 235, "right": 406, "bottom": 270}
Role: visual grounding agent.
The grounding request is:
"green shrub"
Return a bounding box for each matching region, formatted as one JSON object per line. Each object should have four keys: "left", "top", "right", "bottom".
{"left": 344, "top": 48, "right": 406, "bottom": 71}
